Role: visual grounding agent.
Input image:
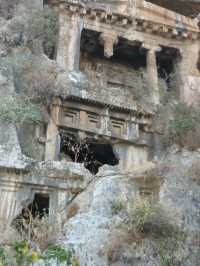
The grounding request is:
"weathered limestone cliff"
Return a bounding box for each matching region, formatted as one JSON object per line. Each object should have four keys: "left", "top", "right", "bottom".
{"left": 0, "top": 0, "right": 200, "bottom": 265}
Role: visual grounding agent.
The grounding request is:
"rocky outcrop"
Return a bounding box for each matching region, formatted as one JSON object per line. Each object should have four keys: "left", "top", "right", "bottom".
{"left": 60, "top": 151, "right": 200, "bottom": 266}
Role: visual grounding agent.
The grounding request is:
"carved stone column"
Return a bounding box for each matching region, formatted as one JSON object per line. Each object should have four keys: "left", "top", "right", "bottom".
{"left": 99, "top": 33, "right": 118, "bottom": 58}
{"left": 178, "top": 44, "right": 200, "bottom": 104}
{"left": 144, "top": 44, "right": 161, "bottom": 105}
{"left": 57, "top": 10, "right": 83, "bottom": 71}
{"left": 45, "top": 98, "right": 61, "bottom": 161}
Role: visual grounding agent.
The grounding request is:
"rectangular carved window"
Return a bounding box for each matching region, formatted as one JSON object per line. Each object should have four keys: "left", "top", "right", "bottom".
{"left": 111, "top": 118, "right": 126, "bottom": 136}
{"left": 62, "top": 108, "right": 79, "bottom": 126}
{"left": 87, "top": 112, "right": 100, "bottom": 129}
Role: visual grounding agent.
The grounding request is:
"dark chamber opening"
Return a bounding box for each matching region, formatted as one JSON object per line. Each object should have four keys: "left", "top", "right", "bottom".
{"left": 28, "top": 193, "right": 49, "bottom": 218}
{"left": 60, "top": 133, "right": 119, "bottom": 174}
{"left": 12, "top": 193, "right": 49, "bottom": 234}
{"left": 157, "top": 47, "right": 180, "bottom": 87}
{"left": 80, "top": 29, "right": 147, "bottom": 69}
{"left": 112, "top": 38, "right": 146, "bottom": 69}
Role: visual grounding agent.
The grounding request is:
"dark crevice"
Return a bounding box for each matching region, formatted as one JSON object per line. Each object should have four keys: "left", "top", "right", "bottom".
{"left": 28, "top": 193, "right": 49, "bottom": 218}
{"left": 156, "top": 46, "right": 181, "bottom": 88}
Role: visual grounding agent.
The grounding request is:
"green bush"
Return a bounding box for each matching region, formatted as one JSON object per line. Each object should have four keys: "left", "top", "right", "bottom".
{"left": 0, "top": 241, "right": 79, "bottom": 266}
{"left": 158, "top": 229, "right": 186, "bottom": 266}
{"left": 45, "top": 245, "right": 79, "bottom": 266}
{"left": 126, "top": 199, "right": 185, "bottom": 240}
{"left": 106, "top": 198, "right": 186, "bottom": 265}
{"left": 26, "top": 6, "right": 58, "bottom": 57}
{"left": 131, "top": 199, "right": 162, "bottom": 232}
{"left": 166, "top": 103, "right": 200, "bottom": 148}
{"left": 0, "top": 95, "right": 42, "bottom": 124}
{"left": 169, "top": 103, "right": 195, "bottom": 138}
{"left": 6, "top": 52, "right": 57, "bottom": 106}
{"left": 111, "top": 199, "right": 126, "bottom": 215}
{"left": 10, "top": 6, "right": 58, "bottom": 57}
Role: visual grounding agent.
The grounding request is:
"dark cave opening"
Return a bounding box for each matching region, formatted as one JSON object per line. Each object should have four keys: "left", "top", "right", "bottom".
{"left": 43, "top": 0, "right": 50, "bottom": 6}
{"left": 156, "top": 47, "right": 181, "bottom": 88}
{"left": 80, "top": 29, "right": 147, "bottom": 69}
{"left": 28, "top": 193, "right": 49, "bottom": 218}
{"left": 12, "top": 193, "right": 49, "bottom": 234}
{"left": 112, "top": 37, "right": 147, "bottom": 69}
{"left": 60, "top": 132, "right": 119, "bottom": 174}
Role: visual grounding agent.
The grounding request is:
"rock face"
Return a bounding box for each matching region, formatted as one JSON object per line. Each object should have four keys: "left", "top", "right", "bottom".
{"left": 62, "top": 165, "right": 138, "bottom": 266}
{"left": 0, "top": 1, "right": 200, "bottom": 266}
{"left": 61, "top": 153, "right": 200, "bottom": 266}
{"left": 148, "top": 0, "right": 200, "bottom": 16}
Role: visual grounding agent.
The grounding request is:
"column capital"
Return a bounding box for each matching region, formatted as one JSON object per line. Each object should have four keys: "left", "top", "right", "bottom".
{"left": 142, "top": 43, "right": 162, "bottom": 53}
{"left": 99, "top": 33, "right": 118, "bottom": 58}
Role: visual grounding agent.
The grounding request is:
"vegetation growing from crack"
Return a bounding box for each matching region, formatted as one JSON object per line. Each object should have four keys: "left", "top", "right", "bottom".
{"left": 111, "top": 198, "right": 126, "bottom": 215}
{"left": 169, "top": 103, "right": 195, "bottom": 139}
{"left": 156, "top": 101, "right": 200, "bottom": 150}
{"left": 107, "top": 198, "right": 186, "bottom": 265}
{"left": 165, "top": 103, "right": 200, "bottom": 149}
{"left": 6, "top": 52, "right": 57, "bottom": 106}
{"left": 0, "top": 95, "right": 42, "bottom": 124}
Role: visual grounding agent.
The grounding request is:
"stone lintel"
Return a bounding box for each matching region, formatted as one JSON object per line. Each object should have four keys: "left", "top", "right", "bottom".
{"left": 56, "top": 99, "right": 152, "bottom": 144}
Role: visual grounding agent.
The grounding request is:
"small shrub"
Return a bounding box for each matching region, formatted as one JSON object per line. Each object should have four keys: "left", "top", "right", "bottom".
{"left": 169, "top": 103, "right": 195, "bottom": 138}
{"left": 0, "top": 95, "right": 42, "bottom": 124}
{"left": 45, "top": 245, "right": 79, "bottom": 266}
{"left": 0, "top": 241, "right": 79, "bottom": 266}
{"left": 158, "top": 229, "right": 186, "bottom": 266}
{"left": 26, "top": 6, "right": 59, "bottom": 58}
{"left": 130, "top": 199, "right": 162, "bottom": 233}
{"left": 111, "top": 199, "right": 126, "bottom": 215}
{"left": 9, "top": 6, "right": 58, "bottom": 57}
{"left": 7, "top": 53, "right": 57, "bottom": 105}
{"left": 106, "top": 198, "right": 185, "bottom": 265}
{"left": 12, "top": 210, "right": 58, "bottom": 251}
{"left": 165, "top": 103, "right": 200, "bottom": 149}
